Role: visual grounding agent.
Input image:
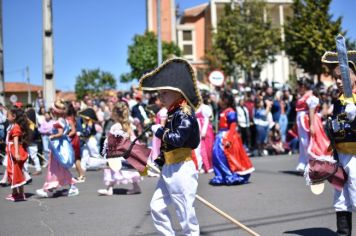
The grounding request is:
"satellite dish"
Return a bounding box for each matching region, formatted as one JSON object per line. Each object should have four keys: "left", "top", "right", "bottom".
{"left": 10, "top": 94, "right": 18, "bottom": 103}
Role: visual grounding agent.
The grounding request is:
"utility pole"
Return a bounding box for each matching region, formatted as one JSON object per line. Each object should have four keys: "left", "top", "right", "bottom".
{"left": 26, "top": 66, "right": 32, "bottom": 104}
{"left": 157, "top": 0, "right": 162, "bottom": 65}
{"left": 0, "top": 0, "right": 5, "bottom": 105}
{"left": 42, "top": 0, "right": 55, "bottom": 109}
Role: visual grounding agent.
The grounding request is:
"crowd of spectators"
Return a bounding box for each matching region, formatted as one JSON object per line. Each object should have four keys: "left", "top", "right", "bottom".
{"left": 0, "top": 78, "right": 339, "bottom": 173}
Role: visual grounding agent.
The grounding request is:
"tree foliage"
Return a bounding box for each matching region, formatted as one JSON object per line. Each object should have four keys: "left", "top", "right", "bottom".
{"left": 120, "top": 31, "right": 182, "bottom": 82}
{"left": 284, "top": 0, "right": 355, "bottom": 79}
{"left": 75, "top": 69, "right": 117, "bottom": 99}
{"left": 207, "top": 0, "right": 281, "bottom": 83}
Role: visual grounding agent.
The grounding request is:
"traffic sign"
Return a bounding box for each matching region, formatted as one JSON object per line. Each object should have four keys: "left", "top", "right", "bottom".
{"left": 10, "top": 94, "right": 18, "bottom": 103}
{"left": 208, "top": 70, "right": 224, "bottom": 87}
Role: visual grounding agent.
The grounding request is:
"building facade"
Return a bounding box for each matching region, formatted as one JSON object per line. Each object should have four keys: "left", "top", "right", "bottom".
{"left": 147, "top": 0, "right": 294, "bottom": 86}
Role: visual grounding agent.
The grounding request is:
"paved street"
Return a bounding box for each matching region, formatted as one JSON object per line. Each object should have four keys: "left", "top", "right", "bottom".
{"left": 0, "top": 154, "right": 354, "bottom": 236}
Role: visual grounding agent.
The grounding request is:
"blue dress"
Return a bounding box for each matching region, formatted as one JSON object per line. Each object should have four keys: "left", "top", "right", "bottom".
{"left": 209, "top": 108, "right": 252, "bottom": 185}
{"left": 49, "top": 118, "right": 75, "bottom": 169}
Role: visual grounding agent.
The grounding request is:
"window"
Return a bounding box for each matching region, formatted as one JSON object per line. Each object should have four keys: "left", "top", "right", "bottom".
{"left": 178, "top": 27, "right": 195, "bottom": 60}
{"left": 183, "top": 45, "right": 193, "bottom": 55}
{"left": 183, "top": 30, "right": 192, "bottom": 41}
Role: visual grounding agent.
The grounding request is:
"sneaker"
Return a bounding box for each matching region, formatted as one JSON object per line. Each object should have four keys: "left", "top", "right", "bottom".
{"left": 296, "top": 163, "right": 306, "bottom": 172}
{"left": 262, "top": 150, "right": 269, "bottom": 156}
{"left": 68, "top": 187, "right": 79, "bottom": 197}
{"left": 0, "top": 179, "right": 8, "bottom": 187}
{"left": 75, "top": 176, "right": 86, "bottom": 183}
{"left": 6, "top": 193, "right": 26, "bottom": 202}
{"left": 36, "top": 189, "right": 49, "bottom": 198}
{"left": 5, "top": 194, "right": 15, "bottom": 201}
{"left": 97, "top": 188, "right": 113, "bottom": 196}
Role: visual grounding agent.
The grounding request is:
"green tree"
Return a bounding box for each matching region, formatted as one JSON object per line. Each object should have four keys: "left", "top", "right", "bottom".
{"left": 207, "top": 0, "right": 281, "bottom": 84}
{"left": 75, "top": 69, "right": 116, "bottom": 99}
{"left": 284, "top": 0, "right": 355, "bottom": 80}
{"left": 120, "top": 31, "right": 182, "bottom": 82}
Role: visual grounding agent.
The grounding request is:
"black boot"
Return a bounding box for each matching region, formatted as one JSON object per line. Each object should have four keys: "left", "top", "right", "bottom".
{"left": 336, "top": 211, "right": 352, "bottom": 236}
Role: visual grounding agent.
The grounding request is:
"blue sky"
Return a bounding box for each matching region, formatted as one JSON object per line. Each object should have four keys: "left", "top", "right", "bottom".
{"left": 4, "top": 0, "right": 356, "bottom": 91}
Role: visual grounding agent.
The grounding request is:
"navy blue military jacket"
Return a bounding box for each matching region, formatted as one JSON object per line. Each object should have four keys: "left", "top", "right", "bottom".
{"left": 155, "top": 105, "right": 200, "bottom": 152}
{"left": 331, "top": 95, "right": 356, "bottom": 144}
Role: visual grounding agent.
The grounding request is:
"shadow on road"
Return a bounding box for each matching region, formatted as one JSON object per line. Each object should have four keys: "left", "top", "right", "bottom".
{"left": 113, "top": 188, "right": 136, "bottom": 195}
{"left": 284, "top": 227, "right": 337, "bottom": 236}
{"left": 280, "top": 170, "right": 304, "bottom": 176}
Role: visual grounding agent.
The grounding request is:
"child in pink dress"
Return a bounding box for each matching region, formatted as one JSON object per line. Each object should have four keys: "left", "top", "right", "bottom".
{"left": 36, "top": 100, "right": 79, "bottom": 198}
{"left": 147, "top": 102, "right": 167, "bottom": 177}
{"left": 98, "top": 102, "right": 142, "bottom": 196}
{"left": 194, "top": 92, "right": 215, "bottom": 173}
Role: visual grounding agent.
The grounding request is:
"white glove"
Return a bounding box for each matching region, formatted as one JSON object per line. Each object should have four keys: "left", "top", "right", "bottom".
{"left": 345, "top": 102, "right": 356, "bottom": 121}
{"left": 151, "top": 124, "right": 162, "bottom": 134}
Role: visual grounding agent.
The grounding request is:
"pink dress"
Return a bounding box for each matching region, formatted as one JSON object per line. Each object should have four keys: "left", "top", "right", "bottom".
{"left": 102, "top": 123, "right": 143, "bottom": 186}
{"left": 195, "top": 104, "right": 215, "bottom": 172}
{"left": 296, "top": 91, "right": 331, "bottom": 171}
{"left": 42, "top": 119, "right": 75, "bottom": 190}
{"left": 148, "top": 107, "right": 167, "bottom": 163}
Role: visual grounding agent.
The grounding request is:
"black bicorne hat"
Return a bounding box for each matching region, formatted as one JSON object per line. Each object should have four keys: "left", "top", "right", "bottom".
{"left": 138, "top": 58, "right": 202, "bottom": 110}
{"left": 321, "top": 50, "right": 356, "bottom": 71}
{"left": 79, "top": 108, "right": 98, "bottom": 122}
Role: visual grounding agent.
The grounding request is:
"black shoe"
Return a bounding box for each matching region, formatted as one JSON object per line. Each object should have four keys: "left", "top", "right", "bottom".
{"left": 336, "top": 211, "right": 352, "bottom": 236}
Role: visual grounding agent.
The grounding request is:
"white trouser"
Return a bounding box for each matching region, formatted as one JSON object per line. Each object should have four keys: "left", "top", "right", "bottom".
{"left": 81, "top": 136, "right": 103, "bottom": 171}
{"left": 150, "top": 160, "right": 199, "bottom": 236}
{"left": 27, "top": 144, "right": 41, "bottom": 171}
{"left": 334, "top": 153, "right": 356, "bottom": 212}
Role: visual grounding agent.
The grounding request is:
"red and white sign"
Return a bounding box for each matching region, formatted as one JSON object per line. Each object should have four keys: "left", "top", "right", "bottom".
{"left": 208, "top": 70, "right": 224, "bottom": 87}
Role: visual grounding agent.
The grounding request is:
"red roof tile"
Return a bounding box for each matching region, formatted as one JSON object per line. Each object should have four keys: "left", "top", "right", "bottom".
{"left": 4, "top": 82, "right": 43, "bottom": 92}
{"left": 184, "top": 3, "right": 208, "bottom": 17}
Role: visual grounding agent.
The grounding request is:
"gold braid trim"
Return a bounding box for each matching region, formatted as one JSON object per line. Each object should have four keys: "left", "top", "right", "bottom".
{"left": 181, "top": 102, "right": 192, "bottom": 115}
{"left": 321, "top": 50, "right": 356, "bottom": 71}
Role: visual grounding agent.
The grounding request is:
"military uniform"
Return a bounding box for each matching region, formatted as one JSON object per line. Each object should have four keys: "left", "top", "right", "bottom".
{"left": 139, "top": 58, "right": 202, "bottom": 235}
{"left": 322, "top": 50, "right": 356, "bottom": 235}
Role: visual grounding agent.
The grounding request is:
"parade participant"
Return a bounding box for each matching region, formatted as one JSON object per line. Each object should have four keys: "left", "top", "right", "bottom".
{"left": 321, "top": 49, "right": 356, "bottom": 236}
{"left": 66, "top": 102, "right": 85, "bottom": 183}
{"left": 139, "top": 58, "right": 201, "bottom": 235}
{"left": 98, "top": 102, "right": 142, "bottom": 196}
{"left": 147, "top": 96, "right": 167, "bottom": 177}
{"left": 5, "top": 107, "right": 30, "bottom": 201}
{"left": 79, "top": 108, "right": 104, "bottom": 171}
{"left": 195, "top": 90, "right": 214, "bottom": 173}
{"left": 210, "top": 91, "right": 255, "bottom": 185}
{"left": 295, "top": 77, "right": 330, "bottom": 172}
{"left": 36, "top": 100, "right": 79, "bottom": 198}
{"left": 25, "top": 105, "right": 42, "bottom": 175}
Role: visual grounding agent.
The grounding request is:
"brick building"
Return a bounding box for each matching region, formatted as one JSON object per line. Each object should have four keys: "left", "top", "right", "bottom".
{"left": 147, "top": 0, "right": 294, "bottom": 86}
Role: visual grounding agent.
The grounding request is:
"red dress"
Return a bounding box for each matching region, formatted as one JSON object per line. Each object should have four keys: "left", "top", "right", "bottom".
{"left": 67, "top": 116, "right": 81, "bottom": 160}
{"left": 6, "top": 124, "right": 28, "bottom": 188}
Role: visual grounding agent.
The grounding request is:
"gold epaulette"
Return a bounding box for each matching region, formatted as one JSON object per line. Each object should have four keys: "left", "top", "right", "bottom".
{"left": 180, "top": 103, "right": 192, "bottom": 115}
